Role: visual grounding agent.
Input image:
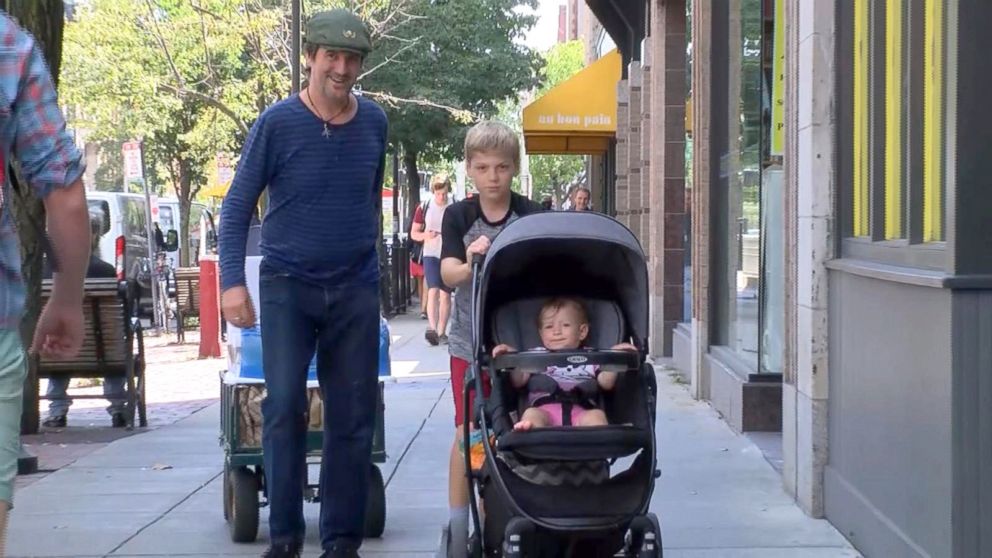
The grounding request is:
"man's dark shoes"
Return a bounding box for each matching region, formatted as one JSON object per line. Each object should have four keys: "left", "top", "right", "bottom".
{"left": 319, "top": 543, "right": 360, "bottom": 558}
{"left": 425, "top": 329, "right": 439, "bottom": 346}
{"left": 42, "top": 415, "right": 66, "bottom": 428}
{"left": 261, "top": 542, "right": 302, "bottom": 558}
{"left": 111, "top": 412, "right": 127, "bottom": 428}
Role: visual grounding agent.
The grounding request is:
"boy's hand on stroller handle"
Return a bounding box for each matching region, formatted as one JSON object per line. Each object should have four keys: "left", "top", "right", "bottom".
{"left": 466, "top": 236, "right": 491, "bottom": 259}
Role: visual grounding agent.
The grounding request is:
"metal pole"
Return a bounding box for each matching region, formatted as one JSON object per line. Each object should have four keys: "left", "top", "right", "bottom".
{"left": 291, "top": 0, "right": 301, "bottom": 94}
{"left": 139, "top": 142, "right": 160, "bottom": 333}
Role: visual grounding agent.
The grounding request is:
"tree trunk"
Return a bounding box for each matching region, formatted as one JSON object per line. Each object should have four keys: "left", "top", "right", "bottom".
{"left": 4, "top": 0, "right": 66, "bottom": 434}
{"left": 177, "top": 165, "right": 192, "bottom": 267}
{"left": 402, "top": 150, "right": 420, "bottom": 219}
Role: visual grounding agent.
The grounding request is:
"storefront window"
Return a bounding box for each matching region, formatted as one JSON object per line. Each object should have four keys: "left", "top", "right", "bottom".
{"left": 713, "top": 0, "right": 782, "bottom": 374}
{"left": 685, "top": 1, "right": 694, "bottom": 323}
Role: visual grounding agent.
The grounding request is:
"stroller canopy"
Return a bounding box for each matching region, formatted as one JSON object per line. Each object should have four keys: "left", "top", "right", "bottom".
{"left": 477, "top": 211, "right": 649, "bottom": 350}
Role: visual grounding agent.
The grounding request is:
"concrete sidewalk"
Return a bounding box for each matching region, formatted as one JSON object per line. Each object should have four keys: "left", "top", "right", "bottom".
{"left": 8, "top": 312, "right": 859, "bottom": 557}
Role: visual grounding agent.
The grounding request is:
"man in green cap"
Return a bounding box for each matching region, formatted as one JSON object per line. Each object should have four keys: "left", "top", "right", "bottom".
{"left": 219, "top": 8, "right": 387, "bottom": 558}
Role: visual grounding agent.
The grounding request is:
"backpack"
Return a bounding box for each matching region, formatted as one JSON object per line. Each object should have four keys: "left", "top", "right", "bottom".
{"left": 407, "top": 200, "right": 429, "bottom": 265}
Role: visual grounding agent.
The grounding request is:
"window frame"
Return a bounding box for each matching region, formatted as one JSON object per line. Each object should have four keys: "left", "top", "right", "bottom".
{"left": 835, "top": 0, "right": 948, "bottom": 272}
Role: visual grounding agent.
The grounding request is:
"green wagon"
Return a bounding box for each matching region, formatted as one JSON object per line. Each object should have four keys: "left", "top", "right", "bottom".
{"left": 219, "top": 377, "right": 387, "bottom": 543}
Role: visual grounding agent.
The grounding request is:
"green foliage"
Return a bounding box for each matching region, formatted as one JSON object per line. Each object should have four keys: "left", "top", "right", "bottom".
{"left": 361, "top": 0, "right": 540, "bottom": 194}
{"left": 61, "top": 0, "right": 539, "bottom": 254}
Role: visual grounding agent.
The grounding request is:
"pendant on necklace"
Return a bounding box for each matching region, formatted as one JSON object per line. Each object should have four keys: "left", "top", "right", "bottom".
{"left": 322, "top": 123, "right": 332, "bottom": 138}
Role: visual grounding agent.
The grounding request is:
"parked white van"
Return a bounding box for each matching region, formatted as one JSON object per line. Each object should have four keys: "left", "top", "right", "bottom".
{"left": 86, "top": 191, "right": 177, "bottom": 316}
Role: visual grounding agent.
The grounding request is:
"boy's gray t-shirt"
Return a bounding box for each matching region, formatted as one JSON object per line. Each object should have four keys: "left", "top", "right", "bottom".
{"left": 440, "top": 193, "right": 542, "bottom": 362}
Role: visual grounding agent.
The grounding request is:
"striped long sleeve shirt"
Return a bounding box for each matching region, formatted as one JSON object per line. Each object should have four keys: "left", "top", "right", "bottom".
{"left": 219, "top": 94, "right": 388, "bottom": 290}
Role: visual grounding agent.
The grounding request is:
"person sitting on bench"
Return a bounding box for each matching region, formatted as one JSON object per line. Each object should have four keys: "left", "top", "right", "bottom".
{"left": 42, "top": 207, "right": 126, "bottom": 428}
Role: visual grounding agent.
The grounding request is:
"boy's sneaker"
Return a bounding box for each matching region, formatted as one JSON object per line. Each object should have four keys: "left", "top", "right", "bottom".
{"left": 261, "top": 542, "right": 301, "bottom": 558}
{"left": 439, "top": 334, "right": 449, "bottom": 344}
{"left": 425, "top": 329, "right": 439, "bottom": 346}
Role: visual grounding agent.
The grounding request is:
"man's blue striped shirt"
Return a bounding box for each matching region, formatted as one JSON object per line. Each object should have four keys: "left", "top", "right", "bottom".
{"left": 219, "top": 94, "right": 388, "bottom": 290}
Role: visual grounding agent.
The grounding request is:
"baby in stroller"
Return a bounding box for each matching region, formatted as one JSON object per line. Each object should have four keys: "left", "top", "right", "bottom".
{"left": 492, "top": 297, "right": 636, "bottom": 431}
{"left": 447, "top": 210, "right": 661, "bottom": 558}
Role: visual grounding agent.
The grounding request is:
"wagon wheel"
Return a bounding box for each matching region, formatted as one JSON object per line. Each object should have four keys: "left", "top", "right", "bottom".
{"left": 228, "top": 466, "right": 260, "bottom": 543}
{"left": 363, "top": 464, "right": 386, "bottom": 538}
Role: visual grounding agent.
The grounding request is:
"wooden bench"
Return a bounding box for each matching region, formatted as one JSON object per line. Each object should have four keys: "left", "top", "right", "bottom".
{"left": 174, "top": 267, "right": 200, "bottom": 343}
{"left": 36, "top": 278, "right": 147, "bottom": 428}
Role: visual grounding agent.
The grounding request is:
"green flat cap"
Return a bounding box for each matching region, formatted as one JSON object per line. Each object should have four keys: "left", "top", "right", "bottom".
{"left": 305, "top": 9, "right": 372, "bottom": 56}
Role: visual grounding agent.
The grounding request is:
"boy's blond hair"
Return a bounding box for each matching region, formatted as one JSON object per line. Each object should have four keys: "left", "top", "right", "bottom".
{"left": 464, "top": 121, "right": 520, "bottom": 169}
{"left": 430, "top": 174, "right": 452, "bottom": 191}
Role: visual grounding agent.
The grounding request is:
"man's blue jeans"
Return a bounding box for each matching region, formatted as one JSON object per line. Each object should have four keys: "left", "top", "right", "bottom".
{"left": 46, "top": 376, "right": 126, "bottom": 418}
{"left": 259, "top": 266, "right": 379, "bottom": 550}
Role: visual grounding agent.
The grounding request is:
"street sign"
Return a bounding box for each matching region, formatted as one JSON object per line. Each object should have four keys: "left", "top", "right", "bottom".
{"left": 123, "top": 141, "right": 143, "bottom": 182}
{"left": 216, "top": 153, "right": 233, "bottom": 185}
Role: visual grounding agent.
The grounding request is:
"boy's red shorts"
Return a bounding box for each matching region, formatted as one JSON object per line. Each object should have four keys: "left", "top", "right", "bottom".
{"left": 450, "top": 356, "right": 491, "bottom": 427}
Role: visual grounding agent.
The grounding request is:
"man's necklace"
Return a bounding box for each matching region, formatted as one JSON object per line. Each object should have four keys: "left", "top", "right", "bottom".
{"left": 306, "top": 88, "right": 351, "bottom": 138}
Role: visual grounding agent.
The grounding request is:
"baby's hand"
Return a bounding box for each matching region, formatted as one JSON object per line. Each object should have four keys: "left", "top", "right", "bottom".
{"left": 492, "top": 344, "right": 515, "bottom": 357}
{"left": 611, "top": 343, "right": 638, "bottom": 352}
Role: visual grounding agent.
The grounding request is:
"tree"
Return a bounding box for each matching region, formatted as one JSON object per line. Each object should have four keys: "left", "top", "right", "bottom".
{"left": 361, "top": 0, "right": 540, "bottom": 211}
{"left": 527, "top": 41, "right": 585, "bottom": 207}
{"left": 2, "top": 0, "right": 66, "bottom": 434}
{"left": 61, "top": 0, "right": 427, "bottom": 264}
{"left": 61, "top": 0, "right": 260, "bottom": 265}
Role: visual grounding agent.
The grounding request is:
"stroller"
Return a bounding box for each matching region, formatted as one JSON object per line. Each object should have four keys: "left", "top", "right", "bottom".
{"left": 458, "top": 211, "right": 662, "bottom": 557}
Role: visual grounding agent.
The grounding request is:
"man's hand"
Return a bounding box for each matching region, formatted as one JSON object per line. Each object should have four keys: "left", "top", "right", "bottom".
{"left": 465, "top": 236, "right": 491, "bottom": 259}
{"left": 427, "top": 230, "right": 440, "bottom": 239}
{"left": 222, "top": 286, "right": 257, "bottom": 329}
{"left": 611, "top": 343, "right": 638, "bottom": 352}
{"left": 31, "top": 299, "right": 84, "bottom": 359}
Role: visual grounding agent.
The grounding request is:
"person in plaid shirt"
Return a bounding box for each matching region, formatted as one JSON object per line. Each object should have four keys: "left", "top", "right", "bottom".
{"left": 0, "top": 12, "right": 91, "bottom": 551}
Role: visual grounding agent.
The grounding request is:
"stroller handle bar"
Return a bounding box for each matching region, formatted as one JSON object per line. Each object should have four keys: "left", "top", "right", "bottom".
{"left": 490, "top": 349, "right": 641, "bottom": 374}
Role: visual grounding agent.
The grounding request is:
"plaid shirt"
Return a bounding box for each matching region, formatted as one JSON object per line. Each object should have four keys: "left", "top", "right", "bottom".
{"left": 0, "top": 13, "right": 85, "bottom": 330}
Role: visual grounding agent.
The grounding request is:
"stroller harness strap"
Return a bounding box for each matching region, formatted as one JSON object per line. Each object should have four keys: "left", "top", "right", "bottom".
{"left": 526, "top": 374, "right": 601, "bottom": 427}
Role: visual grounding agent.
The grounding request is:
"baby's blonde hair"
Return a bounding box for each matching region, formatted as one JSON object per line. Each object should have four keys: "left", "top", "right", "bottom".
{"left": 464, "top": 121, "right": 520, "bottom": 169}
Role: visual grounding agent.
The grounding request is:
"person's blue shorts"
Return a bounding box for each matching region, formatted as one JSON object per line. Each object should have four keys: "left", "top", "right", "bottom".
{"left": 423, "top": 257, "right": 451, "bottom": 291}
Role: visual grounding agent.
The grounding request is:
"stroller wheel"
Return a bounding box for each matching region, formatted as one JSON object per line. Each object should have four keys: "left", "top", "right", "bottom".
{"left": 626, "top": 514, "right": 663, "bottom": 557}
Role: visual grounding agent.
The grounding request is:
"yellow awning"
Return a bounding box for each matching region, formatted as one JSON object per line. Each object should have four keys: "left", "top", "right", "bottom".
{"left": 522, "top": 50, "right": 621, "bottom": 155}
{"left": 201, "top": 181, "right": 230, "bottom": 198}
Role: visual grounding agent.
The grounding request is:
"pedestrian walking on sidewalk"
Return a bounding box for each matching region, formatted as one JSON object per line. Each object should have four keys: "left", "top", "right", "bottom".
{"left": 439, "top": 121, "right": 543, "bottom": 556}
{"left": 0, "top": 11, "right": 91, "bottom": 555}
{"left": 417, "top": 175, "right": 453, "bottom": 346}
{"left": 218, "top": 9, "right": 388, "bottom": 558}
